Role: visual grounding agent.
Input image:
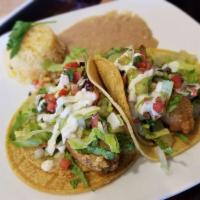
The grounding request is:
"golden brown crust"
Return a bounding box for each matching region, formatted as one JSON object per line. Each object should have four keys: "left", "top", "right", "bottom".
{"left": 6, "top": 140, "right": 136, "bottom": 194}
{"left": 93, "top": 56, "right": 133, "bottom": 123}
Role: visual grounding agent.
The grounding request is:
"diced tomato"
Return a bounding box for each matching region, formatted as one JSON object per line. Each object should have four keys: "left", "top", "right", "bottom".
{"left": 133, "top": 118, "right": 140, "bottom": 124}
{"left": 93, "top": 90, "right": 100, "bottom": 105}
{"left": 44, "top": 94, "right": 56, "bottom": 102}
{"left": 190, "top": 88, "right": 198, "bottom": 97}
{"left": 32, "top": 79, "right": 39, "bottom": 86}
{"left": 73, "top": 71, "right": 81, "bottom": 83}
{"left": 71, "top": 84, "right": 78, "bottom": 96}
{"left": 153, "top": 97, "right": 165, "bottom": 113}
{"left": 39, "top": 143, "right": 47, "bottom": 148}
{"left": 60, "top": 158, "right": 71, "bottom": 170}
{"left": 44, "top": 94, "right": 57, "bottom": 113}
{"left": 47, "top": 101, "right": 56, "bottom": 113}
{"left": 58, "top": 88, "right": 68, "bottom": 97}
{"left": 137, "top": 61, "right": 146, "bottom": 69}
{"left": 65, "top": 62, "right": 79, "bottom": 69}
{"left": 171, "top": 74, "right": 183, "bottom": 89}
{"left": 137, "top": 61, "right": 152, "bottom": 73}
{"left": 91, "top": 114, "right": 99, "bottom": 128}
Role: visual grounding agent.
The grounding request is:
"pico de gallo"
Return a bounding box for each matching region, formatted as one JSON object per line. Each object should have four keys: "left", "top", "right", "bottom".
{"left": 103, "top": 45, "right": 200, "bottom": 157}
{"left": 10, "top": 48, "right": 135, "bottom": 188}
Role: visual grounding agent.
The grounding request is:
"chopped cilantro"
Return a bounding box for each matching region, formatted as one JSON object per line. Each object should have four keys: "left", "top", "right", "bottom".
{"left": 37, "top": 87, "right": 48, "bottom": 94}
{"left": 7, "top": 21, "right": 32, "bottom": 58}
{"left": 65, "top": 69, "right": 74, "bottom": 81}
{"left": 116, "top": 133, "right": 135, "bottom": 152}
{"left": 156, "top": 139, "right": 173, "bottom": 155}
{"left": 81, "top": 146, "right": 116, "bottom": 160}
{"left": 167, "top": 95, "right": 182, "bottom": 113}
{"left": 7, "top": 20, "right": 56, "bottom": 58}
{"left": 31, "top": 108, "right": 37, "bottom": 113}
{"left": 65, "top": 152, "right": 89, "bottom": 187}
{"left": 133, "top": 55, "right": 142, "bottom": 66}
{"left": 176, "top": 133, "right": 189, "bottom": 143}
{"left": 69, "top": 179, "right": 81, "bottom": 189}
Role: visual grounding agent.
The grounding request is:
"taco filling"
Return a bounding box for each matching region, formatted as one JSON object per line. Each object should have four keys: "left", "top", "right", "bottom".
{"left": 7, "top": 48, "right": 135, "bottom": 191}
{"left": 95, "top": 46, "right": 200, "bottom": 158}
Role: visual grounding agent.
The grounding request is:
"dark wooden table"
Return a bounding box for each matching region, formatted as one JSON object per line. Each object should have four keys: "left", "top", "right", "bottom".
{"left": 1, "top": 0, "right": 200, "bottom": 199}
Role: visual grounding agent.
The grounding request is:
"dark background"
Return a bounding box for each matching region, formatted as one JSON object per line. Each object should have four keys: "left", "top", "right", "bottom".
{"left": 168, "top": 0, "right": 200, "bottom": 23}
{"left": 0, "top": 0, "right": 200, "bottom": 35}
{"left": 1, "top": 0, "right": 200, "bottom": 199}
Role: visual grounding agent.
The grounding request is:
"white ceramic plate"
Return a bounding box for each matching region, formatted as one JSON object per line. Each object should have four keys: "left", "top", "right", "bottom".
{"left": 0, "top": 0, "right": 200, "bottom": 199}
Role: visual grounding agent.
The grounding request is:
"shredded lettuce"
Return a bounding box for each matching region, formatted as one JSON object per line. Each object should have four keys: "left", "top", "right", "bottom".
{"left": 81, "top": 146, "right": 116, "bottom": 160}
{"left": 13, "top": 130, "right": 51, "bottom": 147}
{"left": 68, "top": 128, "right": 120, "bottom": 153}
{"left": 155, "top": 139, "right": 173, "bottom": 155}
{"left": 97, "top": 97, "right": 113, "bottom": 118}
{"left": 155, "top": 146, "right": 169, "bottom": 174}
{"left": 42, "top": 48, "right": 88, "bottom": 72}
{"left": 73, "top": 106, "right": 100, "bottom": 119}
{"left": 167, "top": 95, "right": 182, "bottom": 113}
{"left": 103, "top": 47, "right": 127, "bottom": 62}
{"left": 179, "top": 68, "right": 199, "bottom": 83}
{"left": 10, "top": 111, "right": 28, "bottom": 140}
{"left": 116, "top": 133, "right": 135, "bottom": 152}
{"left": 42, "top": 60, "right": 63, "bottom": 72}
{"left": 65, "top": 48, "right": 88, "bottom": 63}
{"left": 10, "top": 106, "right": 39, "bottom": 140}
{"left": 143, "top": 128, "right": 170, "bottom": 140}
{"left": 65, "top": 151, "right": 88, "bottom": 187}
{"left": 10, "top": 103, "right": 50, "bottom": 148}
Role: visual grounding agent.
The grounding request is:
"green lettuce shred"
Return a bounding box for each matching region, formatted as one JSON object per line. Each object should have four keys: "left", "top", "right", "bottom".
{"left": 65, "top": 48, "right": 88, "bottom": 63}
{"left": 155, "top": 139, "right": 173, "bottom": 155}
{"left": 81, "top": 146, "right": 116, "bottom": 160}
{"left": 68, "top": 128, "right": 120, "bottom": 153}
{"left": 65, "top": 151, "right": 88, "bottom": 187}
{"left": 42, "top": 48, "right": 88, "bottom": 72}
{"left": 12, "top": 130, "right": 51, "bottom": 147}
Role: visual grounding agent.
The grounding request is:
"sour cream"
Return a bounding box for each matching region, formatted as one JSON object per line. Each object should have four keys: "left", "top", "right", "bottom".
{"left": 40, "top": 87, "right": 97, "bottom": 156}
{"left": 57, "top": 74, "right": 69, "bottom": 89}
{"left": 114, "top": 49, "right": 136, "bottom": 73}
{"left": 46, "top": 119, "right": 61, "bottom": 155}
{"left": 41, "top": 160, "right": 54, "bottom": 172}
{"left": 162, "top": 61, "right": 179, "bottom": 73}
{"left": 128, "top": 69, "right": 154, "bottom": 102}
{"left": 61, "top": 115, "right": 78, "bottom": 144}
{"left": 138, "top": 98, "right": 161, "bottom": 119}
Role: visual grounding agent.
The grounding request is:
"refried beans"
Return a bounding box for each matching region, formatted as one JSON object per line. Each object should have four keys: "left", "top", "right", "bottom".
{"left": 59, "top": 11, "right": 158, "bottom": 55}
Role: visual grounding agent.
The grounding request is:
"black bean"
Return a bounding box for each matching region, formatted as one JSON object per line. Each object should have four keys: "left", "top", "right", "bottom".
{"left": 79, "top": 62, "right": 85, "bottom": 66}
{"left": 83, "top": 79, "right": 94, "bottom": 91}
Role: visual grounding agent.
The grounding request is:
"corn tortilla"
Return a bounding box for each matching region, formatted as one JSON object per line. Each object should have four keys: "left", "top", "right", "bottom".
{"left": 93, "top": 49, "right": 200, "bottom": 161}
{"left": 6, "top": 71, "right": 137, "bottom": 194}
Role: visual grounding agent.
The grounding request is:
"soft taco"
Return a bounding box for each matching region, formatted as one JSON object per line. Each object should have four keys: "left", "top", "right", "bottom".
{"left": 93, "top": 46, "right": 200, "bottom": 162}
{"left": 6, "top": 48, "right": 136, "bottom": 194}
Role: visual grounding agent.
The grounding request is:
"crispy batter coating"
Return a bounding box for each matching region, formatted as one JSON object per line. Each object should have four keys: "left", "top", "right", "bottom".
{"left": 163, "top": 96, "right": 194, "bottom": 134}
{"left": 66, "top": 143, "right": 119, "bottom": 173}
